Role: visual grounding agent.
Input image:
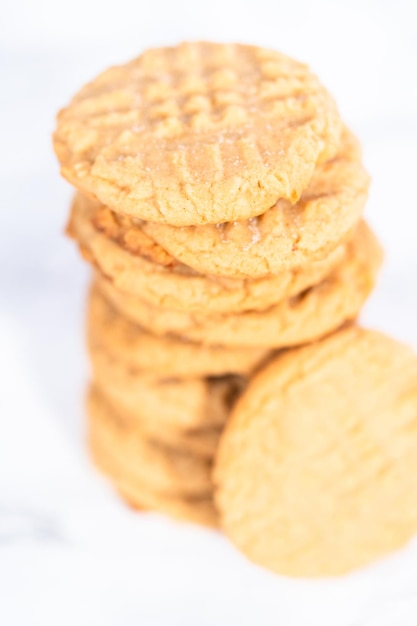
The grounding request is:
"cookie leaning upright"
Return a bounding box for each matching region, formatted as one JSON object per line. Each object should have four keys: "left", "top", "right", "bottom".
{"left": 53, "top": 42, "right": 342, "bottom": 225}
{"left": 214, "top": 327, "right": 417, "bottom": 577}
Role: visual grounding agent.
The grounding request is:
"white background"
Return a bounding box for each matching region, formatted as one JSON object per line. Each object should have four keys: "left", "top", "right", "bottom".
{"left": 1, "top": 1, "right": 417, "bottom": 624}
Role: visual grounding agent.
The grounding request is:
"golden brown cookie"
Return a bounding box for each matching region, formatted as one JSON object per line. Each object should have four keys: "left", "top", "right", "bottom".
{"left": 91, "top": 418, "right": 218, "bottom": 527}
{"left": 71, "top": 193, "right": 350, "bottom": 314}
{"left": 139, "top": 127, "right": 369, "bottom": 277}
{"left": 101, "top": 384, "right": 222, "bottom": 459}
{"left": 54, "top": 42, "right": 342, "bottom": 226}
{"left": 89, "top": 340, "right": 246, "bottom": 430}
{"left": 214, "top": 327, "right": 417, "bottom": 577}
{"left": 87, "top": 284, "right": 270, "bottom": 376}
{"left": 96, "top": 221, "right": 383, "bottom": 348}
{"left": 88, "top": 387, "right": 212, "bottom": 496}
{"left": 89, "top": 352, "right": 232, "bottom": 457}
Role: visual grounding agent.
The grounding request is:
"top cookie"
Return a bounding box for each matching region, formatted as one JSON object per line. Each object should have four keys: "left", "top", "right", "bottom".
{"left": 140, "top": 127, "right": 369, "bottom": 277}
{"left": 54, "top": 42, "right": 342, "bottom": 226}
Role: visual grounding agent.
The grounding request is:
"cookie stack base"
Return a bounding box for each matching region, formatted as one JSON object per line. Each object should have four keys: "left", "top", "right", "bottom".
{"left": 88, "top": 387, "right": 219, "bottom": 528}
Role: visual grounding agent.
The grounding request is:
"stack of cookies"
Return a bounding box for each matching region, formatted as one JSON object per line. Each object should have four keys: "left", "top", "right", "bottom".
{"left": 54, "top": 43, "right": 396, "bottom": 558}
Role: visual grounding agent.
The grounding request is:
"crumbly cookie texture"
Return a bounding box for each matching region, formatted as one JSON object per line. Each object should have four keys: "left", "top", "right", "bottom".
{"left": 95, "top": 221, "right": 383, "bottom": 348}
{"left": 214, "top": 327, "right": 417, "bottom": 577}
{"left": 87, "top": 283, "right": 271, "bottom": 375}
{"left": 70, "top": 194, "right": 350, "bottom": 314}
{"left": 54, "top": 42, "right": 342, "bottom": 226}
{"left": 87, "top": 387, "right": 213, "bottom": 496}
{"left": 140, "top": 127, "right": 369, "bottom": 277}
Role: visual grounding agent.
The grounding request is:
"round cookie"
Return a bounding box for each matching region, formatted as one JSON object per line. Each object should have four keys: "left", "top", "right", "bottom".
{"left": 88, "top": 388, "right": 212, "bottom": 496}
{"left": 87, "top": 284, "right": 270, "bottom": 376}
{"left": 89, "top": 343, "right": 246, "bottom": 430}
{"left": 140, "top": 127, "right": 369, "bottom": 277}
{"left": 71, "top": 193, "right": 350, "bottom": 314}
{"left": 91, "top": 421, "right": 218, "bottom": 527}
{"left": 214, "top": 327, "right": 417, "bottom": 577}
{"left": 54, "top": 42, "right": 342, "bottom": 226}
{"left": 96, "top": 221, "right": 383, "bottom": 348}
{"left": 99, "top": 384, "right": 222, "bottom": 459}
{"left": 89, "top": 336, "right": 244, "bottom": 454}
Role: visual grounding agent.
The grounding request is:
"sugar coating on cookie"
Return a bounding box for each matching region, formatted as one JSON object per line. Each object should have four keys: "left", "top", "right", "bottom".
{"left": 95, "top": 221, "right": 383, "bottom": 348}
{"left": 141, "top": 127, "right": 369, "bottom": 277}
{"left": 71, "top": 194, "right": 350, "bottom": 314}
{"left": 214, "top": 327, "right": 417, "bottom": 577}
{"left": 54, "top": 42, "right": 342, "bottom": 225}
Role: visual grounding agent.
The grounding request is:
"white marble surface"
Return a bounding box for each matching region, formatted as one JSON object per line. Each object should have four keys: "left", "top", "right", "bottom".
{"left": 1, "top": 2, "right": 417, "bottom": 624}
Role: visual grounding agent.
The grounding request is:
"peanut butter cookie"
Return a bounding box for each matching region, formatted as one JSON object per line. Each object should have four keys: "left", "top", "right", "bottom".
{"left": 89, "top": 339, "right": 246, "bottom": 430}
{"left": 96, "top": 222, "right": 382, "bottom": 348}
{"left": 215, "top": 327, "right": 417, "bottom": 576}
{"left": 91, "top": 416, "right": 218, "bottom": 527}
{"left": 87, "top": 283, "right": 270, "bottom": 375}
{"left": 88, "top": 387, "right": 213, "bottom": 496}
{"left": 140, "top": 128, "right": 368, "bottom": 277}
{"left": 71, "top": 194, "right": 350, "bottom": 314}
{"left": 54, "top": 42, "right": 342, "bottom": 226}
